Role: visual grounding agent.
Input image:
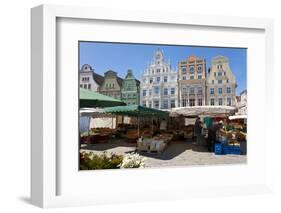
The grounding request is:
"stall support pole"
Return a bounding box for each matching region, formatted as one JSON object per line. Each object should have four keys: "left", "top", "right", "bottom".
{"left": 87, "top": 116, "right": 91, "bottom": 144}
{"left": 137, "top": 114, "right": 140, "bottom": 138}
{"left": 151, "top": 117, "right": 153, "bottom": 135}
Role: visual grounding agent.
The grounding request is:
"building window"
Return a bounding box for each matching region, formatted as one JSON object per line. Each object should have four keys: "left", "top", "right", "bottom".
{"left": 210, "top": 88, "right": 214, "bottom": 94}
{"left": 164, "top": 76, "right": 168, "bottom": 82}
{"left": 182, "top": 67, "right": 187, "bottom": 74}
{"left": 212, "top": 80, "right": 214, "bottom": 84}
{"left": 157, "top": 77, "right": 160, "bottom": 82}
{"left": 197, "top": 66, "right": 202, "bottom": 72}
{"left": 182, "top": 76, "right": 186, "bottom": 80}
{"left": 149, "top": 101, "right": 152, "bottom": 108}
{"left": 190, "top": 75, "right": 194, "bottom": 80}
{"left": 189, "top": 99, "right": 195, "bottom": 106}
{"left": 198, "top": 75, "right": 202, "bottom": 79}
{"left": 227, "top": 98, "right": 231, "bottom": 106}
{"left": 189, "top": 66, "right": 195, "bottom": 74}
{"left": 142, "top": 101, "right": 146, "bottom": 107}
{"left": 154, "top": 100, "right": 159, "bottom": 108}
{"left": 182, "top": 99, "right": 187, "bottom": 107}
{"left": 214, "top": 72, "right": 216, "bottom": 76}
{"left": 197, "top": 87, "right": 203, "bottom": 94}
{"left": 82, "top": 77, "right": 90, "bottom": 82}
{"left": 88, "top": 84, "right": 91, "bottom": 89}
{"left": 170, "top": 99, "right": 175, "bottom": 108}
{"left": 210, "top": 98, "right": 215, "bottom": 106}
{"left": 218, "top": 80, "right": 222, "bottom": 84}
{"left": 182, "top": 87, "right": 187, "bottom": 94}
{"left": 219, "top": 98, "right": 223, "bottom": 105}
{"left": 190, "top": 87, "right": 195, "bottom": 94}
{"left": 157, "top": 68, "right": 161, "bottom": 73}
{"left": 142, "top": 90, "right": 146, "bottom": 96}
{"left": 170, "top": 88, "right": 175, "bottom": 95}
{"left": 162, "top": 100, "right": 169, "bottom": 109}
{"left": 80, "top": 84, "right": 83, "bottom": 88}
{"left": 154, "top": 87, "right": 159, "bottom": 95}
{"left": 224, "top": 72, "right": 226, "bottom": 76}
{"left": 83, "top": 84, "right": 87, "bottom": 89}
{"left": 164, "top": 88, "right": 168, "bottom": 95}
{"left": 227, "top": 79, "right": 229, "bottom": 83}
{"left": 149, "top": 89, "right": 152, "bottom": 96}
{"left": 227, "top": 87, "right": 231, "bottom": 94}
{"left": 198, "top": 99, "right": 203, "bottom": 106}
{"left": 150, "top": 78, "right": 153, "bottom": 83}
{"left": 218, "top": 87, "right": 222, "bottom": 94}
{"left": 218, "top": 72, "right": 222, "bottom": 76}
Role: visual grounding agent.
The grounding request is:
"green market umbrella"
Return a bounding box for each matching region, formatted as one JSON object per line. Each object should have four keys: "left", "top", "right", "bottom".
{"left": 104, "top": 105, "right": 168, "bottom": 117}
{"left": 80, "top": 88, "right": 126, "bottom": 108}
{"left": 104, "top": 105, "right": 168, "bottom": 137}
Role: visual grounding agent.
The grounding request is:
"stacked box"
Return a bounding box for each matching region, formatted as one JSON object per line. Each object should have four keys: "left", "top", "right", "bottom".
{"left": 215, "top": 143, "right": 224, "bottom": 155}
{"left": 223, "top": 145, "right": 241, "bottom": 155}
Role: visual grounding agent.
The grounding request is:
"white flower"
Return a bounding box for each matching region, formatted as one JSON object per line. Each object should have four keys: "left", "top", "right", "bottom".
{"left": 120, "top": 152, "right": 146, "bottom": 169}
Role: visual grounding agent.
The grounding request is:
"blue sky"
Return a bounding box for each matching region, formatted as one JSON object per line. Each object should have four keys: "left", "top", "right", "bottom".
{"left": 79, "top": 41, "right": 247, "bottom": 95}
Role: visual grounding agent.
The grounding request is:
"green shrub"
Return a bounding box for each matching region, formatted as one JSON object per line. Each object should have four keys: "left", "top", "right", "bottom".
{"left": 80, "top": 151, "right": 123, "bottom": 170}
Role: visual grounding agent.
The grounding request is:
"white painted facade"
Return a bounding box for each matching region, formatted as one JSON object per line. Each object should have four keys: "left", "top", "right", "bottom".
{"left": 140, "top": 50, "right": 178, "bottom": 109}
{"left": 79, "top": 64, "right": 100, "bottom": 91}
{"left": 237, "top": 90, "right": 247, "bottom": 115}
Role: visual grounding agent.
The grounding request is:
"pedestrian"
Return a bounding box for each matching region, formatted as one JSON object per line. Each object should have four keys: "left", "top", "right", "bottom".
{"left": 207, "top": 120, "right": 223, "bottom": 152}
{"left": 160, "top": 118, "right": 167, "bottom": 132}
{"left": 194, "top": 116, "right": 204, "bottom": 145}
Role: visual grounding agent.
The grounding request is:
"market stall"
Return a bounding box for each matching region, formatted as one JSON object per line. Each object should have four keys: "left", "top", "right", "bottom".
{"left": 213, "top": 113, "right": 247, "bottom": 155}
{"left": 104, "top": 105, "right": 172, "bottom": 152}
{"left": 79, "top": 88, "right": 126, "bottom": 144}
{"left": 169, "top": 106, "right": 236, "bottom": 141}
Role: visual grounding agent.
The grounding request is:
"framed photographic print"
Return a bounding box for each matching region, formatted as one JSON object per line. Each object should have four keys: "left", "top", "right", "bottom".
{"left": 31, "top": 4, "right": 274, "bottom": 208}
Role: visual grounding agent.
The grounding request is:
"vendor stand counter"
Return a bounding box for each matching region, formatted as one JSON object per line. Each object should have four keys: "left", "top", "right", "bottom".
{"left": 137, "top": 134, "right": 173, "bottom": 153}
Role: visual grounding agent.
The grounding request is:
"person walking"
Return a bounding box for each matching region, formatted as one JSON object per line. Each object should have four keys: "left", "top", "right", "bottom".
{"left": 194, "top": 116, "right": 204, "bottom": 145}
{"left": 207, "top": 120, "right": 223, "bottom": 152}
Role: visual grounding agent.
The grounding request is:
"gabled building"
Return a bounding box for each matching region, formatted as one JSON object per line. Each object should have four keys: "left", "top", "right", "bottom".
{"left": 121, "top": 69, "right": 140, "bottom": 105}
{"left": 79, "top": 64, "right": 104, "bottom": 91}
{"left": 178, "top": 55, "right": 207, "bottom": 107}
{"left": 237, "top": 90, "right": 247, "bottom": 114}
{"left": 140, "top": 49, "right": 178, "bottom": 109}
{"left": 99, "top": 70, "right": 123, "bottom": 99}
{"left": 206, "top": 56, "right": 236, "bottom": 106}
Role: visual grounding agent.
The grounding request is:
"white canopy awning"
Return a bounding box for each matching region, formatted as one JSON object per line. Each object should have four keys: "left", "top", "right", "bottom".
{"left": 79, "top": 108, "right": 113, "bottom": 118}
{"left": 229, "top": 114, "right": 247, "bottom": 120}
{"left": 170, "top": 106, "right": 236, "bottom": 117}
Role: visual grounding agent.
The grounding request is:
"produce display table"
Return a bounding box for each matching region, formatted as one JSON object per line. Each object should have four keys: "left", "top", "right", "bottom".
{"left": 137, "top": 138, "right": 167, "bottom": 153}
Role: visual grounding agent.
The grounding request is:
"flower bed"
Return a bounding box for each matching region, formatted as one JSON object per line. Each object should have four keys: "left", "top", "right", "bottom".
{"left": 80, "top": 151, "right": 123, "bottom": 170}
{"left": 80, "top": 151, "right": 146, "bottom": 170}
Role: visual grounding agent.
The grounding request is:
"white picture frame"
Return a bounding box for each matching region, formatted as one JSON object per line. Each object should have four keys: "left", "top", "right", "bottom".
{"left": 31, "top": 4, "right": 274, "bottom": 208}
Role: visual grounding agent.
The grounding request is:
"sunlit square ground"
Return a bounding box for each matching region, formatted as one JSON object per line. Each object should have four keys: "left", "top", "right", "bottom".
{"left": 80, "top": 140, "right": 247, "bottom": 168}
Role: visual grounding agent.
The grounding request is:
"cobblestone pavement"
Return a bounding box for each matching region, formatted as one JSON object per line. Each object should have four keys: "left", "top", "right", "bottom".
{"left": 80, "top": 140, "right": 247, "bottom": 168}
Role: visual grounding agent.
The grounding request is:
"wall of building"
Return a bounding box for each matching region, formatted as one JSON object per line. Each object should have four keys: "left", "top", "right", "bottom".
{"left": 121, "top": 70, "right": 140, "bottom": 105}
{"left": 178, "top": 55, "right": 207, "bottom": 107}
{"left": 99, "top": 70, "right": 122, "bottom": 99}
{"left": 206, "top": 56, "right": 236, "bottom": 106}
{"left": 140, "top": 50, "right": 178, "bottom": 109}
{"left": 79, "top": 64, "right": 100, "bottom": 91}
